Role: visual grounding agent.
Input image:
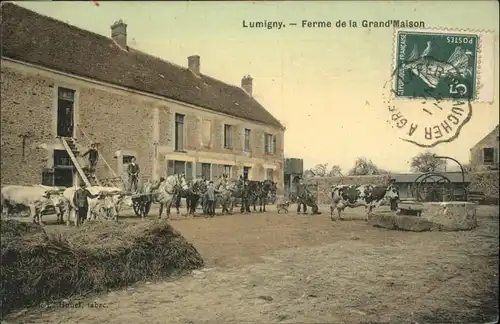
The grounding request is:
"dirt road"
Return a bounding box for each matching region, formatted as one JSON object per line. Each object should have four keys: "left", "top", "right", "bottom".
{"left": 4, "top": 206, "right": 499, "bottom": 324}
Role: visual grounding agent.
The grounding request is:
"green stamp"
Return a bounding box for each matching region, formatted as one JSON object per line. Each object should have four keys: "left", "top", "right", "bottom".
{"left": 394, "top": 31, "right": 478, "bottom": 101}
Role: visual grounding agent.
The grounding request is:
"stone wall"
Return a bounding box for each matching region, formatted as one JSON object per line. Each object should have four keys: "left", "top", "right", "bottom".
{"left": 468, "top": 171, "right": 499, "bottom": 198}
{"left": 0, "top": 66, "right": 55, "bottom": 185}
{"left": 305, "top": 172, "right": 499, "bottom": 204}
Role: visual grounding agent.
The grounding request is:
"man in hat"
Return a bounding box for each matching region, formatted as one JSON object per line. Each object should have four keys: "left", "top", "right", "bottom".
{"left": 205, "top": 180, "right": 219, "bottom": 217}
{"left": 127, "top": 157, "right": 140, "bottom": 193}
{"left": 72, "top": 182, "right": 99, "bottom": 225}
{"left": 388, "top": 177, "right": 399, "bottom": 211}
{"left": 82, "top": 143, "right": 99, "bottom": 174}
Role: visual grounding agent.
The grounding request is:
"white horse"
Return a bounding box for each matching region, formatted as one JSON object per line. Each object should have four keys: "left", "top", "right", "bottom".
{"left": 157, "top": 174, "right": 189, "bottom": 219}
{"left": 215, "top": 175, "right": 241, "bottom": 214}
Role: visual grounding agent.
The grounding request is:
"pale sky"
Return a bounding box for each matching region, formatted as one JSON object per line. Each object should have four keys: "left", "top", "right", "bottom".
{"left": 15, "top": 1, "right": 499, "bottom": 173}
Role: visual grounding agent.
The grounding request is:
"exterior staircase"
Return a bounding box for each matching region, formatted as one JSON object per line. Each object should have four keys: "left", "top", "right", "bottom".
{"left": 60, "top": 137, "right": 100, "bottom": 187}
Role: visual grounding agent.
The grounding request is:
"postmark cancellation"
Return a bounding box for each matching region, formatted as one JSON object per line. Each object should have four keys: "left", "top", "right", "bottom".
{"left": 384, "top": 27, "right": 496, "bottom": 148}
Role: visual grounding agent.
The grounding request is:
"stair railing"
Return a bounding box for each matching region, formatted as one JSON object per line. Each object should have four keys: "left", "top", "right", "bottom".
{"left": 60, "top": 137, "right": 91, "bottom": 187}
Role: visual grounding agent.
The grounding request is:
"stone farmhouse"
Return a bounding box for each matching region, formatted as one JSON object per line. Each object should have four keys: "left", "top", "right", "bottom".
{"left": 469, "top": 124, "right": 499, "bottom": 171}
{"left": 0, "top": 3, "right": 285, "bottom": 191}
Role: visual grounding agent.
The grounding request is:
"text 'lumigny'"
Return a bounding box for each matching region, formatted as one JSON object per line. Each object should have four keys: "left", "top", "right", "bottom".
{"left": 241, "top": 20, "right": 425, "bottom": 30}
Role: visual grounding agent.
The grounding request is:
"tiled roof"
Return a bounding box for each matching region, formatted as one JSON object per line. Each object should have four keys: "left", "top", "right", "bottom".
{"left": 0, "top": 3, "right": 284, "bottom": 129}
{"left": 472, "top": 124, "right": 499, "bottom": 148}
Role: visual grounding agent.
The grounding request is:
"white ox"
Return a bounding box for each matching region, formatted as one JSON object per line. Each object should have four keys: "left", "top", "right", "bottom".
{"left": 1, "top": 185, "right": 68, "bottom": 224}
{"left": 63, "top": 186, "right": 133, "bottom": 226}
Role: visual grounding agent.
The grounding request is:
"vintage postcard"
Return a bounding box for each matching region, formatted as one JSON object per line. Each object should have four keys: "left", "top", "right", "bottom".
{"left": 0, "top": 1, "right": 498, "bottom": 324}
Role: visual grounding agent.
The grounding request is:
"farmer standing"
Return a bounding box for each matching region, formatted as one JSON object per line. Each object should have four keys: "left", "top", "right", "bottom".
{"left": 388, "top": 178, "right": 399, "bottom": 211}
{"left": 82, "top": 143, "right": 99, "bottom": 174}
{"left": 205, "top": 180, "right": 218, "bottom": 218}
{"left": 73, "top": 182, "right": 99, "bottom": 225}
{"left": 127, "top": 157, "right": 140, "bottom": 193}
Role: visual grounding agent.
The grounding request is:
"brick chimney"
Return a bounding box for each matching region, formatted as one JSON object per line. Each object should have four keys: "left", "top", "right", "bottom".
{"left": 241, "top": 75, "right": 253, "bottom": 96}
{"left": 188, "top": 55, "right": 200, "bottom": 75}
{"left": 111, "top": 19, "right": 127, "bottom": 48}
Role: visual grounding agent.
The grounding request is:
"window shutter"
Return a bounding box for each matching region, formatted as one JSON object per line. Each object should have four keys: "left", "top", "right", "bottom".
{"left": 186, "top": 162, "right": 193, "bottom": 180}
{"left": 222, "top": 125, "right": 225, "bottom": 147}
{"left": 494, "top": 148, "right": 499, "bottom": 164}
{"left": 229, "top": 126, "right": 233, "bottom": 147}
{"left": 178, "top": 123, "right": 184, "bottom": 151}
{"left": 218, "top": 164, "right": 225, "bottom": 177}
{"left": 480, "top": 148, "right": 485, "bottom": 164}
{"left": 170, "top": 113, "right": 175, "bottom": 149}
{"left": 167, "top": 160, "right": 175, "bottom": 176}
{"left": 272, "top": 135, "right": 277, "bottom": 154}
{"left": 211, "top": 163, "right": 219, "bottom": 179}
{"left": 195, "top": 163, "right": 203, "bottom": 178}
{"left": 264, "top": 134, "right": 269, "bottom": 153}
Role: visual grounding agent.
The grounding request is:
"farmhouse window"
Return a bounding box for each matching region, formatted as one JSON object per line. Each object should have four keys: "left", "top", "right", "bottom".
{"left": 58, "top": 88, "right": 75, "bottom": 101}
{"left": 57, "top": 87, "right": 75, "bottom": 138}
{"left": 264, "top": 133, "right": 276, "bottom": 154}
{"left": 167, "top": 159, "right": 193, "bottom": 180}
{"left": 265, "top": 168, "right": 274, "bottom": 180}
{"left": 174, "top": 113, "right": 185, "bottom": 151}
{"left": 244, "top": 128, "right": 251, "bottom": 152}
{"left": 122, "top": 155, "right": 135, "bottom": 164}
{"left": 243, "top": 166, "right": 251, "bottom": 180}
{"left": 42, "top": 168, "right": 55, "bottom": 186}
{"left": 224, "top": 124, "right": 233, "bottom": 148}
{"left": 53, "top": 150, "right": 72, "bottom": 167}
{"left": 224, "top": 165, "right": 232, "bottom": 178}
{"left": 482, "top": 147, "right": 496, "bottom": 163}
{"left": 201, "top": 163, "right": 211, "bottom": 180}
{"left": 185, "top": 162, "right": 193, "bottom": 180}
{"left": 210, "top": 164, "right": 224, "bottom": 180}
{"left": 174, "top": 160, "right": 186, "bottom": 175}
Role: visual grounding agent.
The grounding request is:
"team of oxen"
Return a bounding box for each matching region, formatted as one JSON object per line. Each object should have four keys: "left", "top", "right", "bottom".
{"left": 0, "top": 184, "right": 134, "bottom": 225}
{"left": 0, "top": 173, "right": 279, "bottom": 225}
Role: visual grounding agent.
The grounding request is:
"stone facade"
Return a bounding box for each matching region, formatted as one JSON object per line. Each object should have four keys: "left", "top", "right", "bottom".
{"left": 0, "top": 60, "right": 285, "bottom": 192}
{"left": 469, "top": 125, "right": 499, "bottom": 171}
{"left": 468, "top": 171, "right": 499, "bottom": 199}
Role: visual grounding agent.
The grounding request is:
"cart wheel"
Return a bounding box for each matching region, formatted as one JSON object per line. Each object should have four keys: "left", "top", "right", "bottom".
{"left": 144, "top": 202, "right": 152, "bottom": 216}
{"left": 133, "top": 200, "right": 142, "bottom": 217}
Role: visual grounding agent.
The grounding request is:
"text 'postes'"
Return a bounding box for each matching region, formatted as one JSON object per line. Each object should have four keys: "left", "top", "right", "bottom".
{"left": 241, "top": 20, "right": 426, "bottom": 30}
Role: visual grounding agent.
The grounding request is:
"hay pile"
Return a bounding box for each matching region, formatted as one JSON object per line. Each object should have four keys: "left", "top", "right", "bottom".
{"left": 0, "top": 219, "right": 204, "bottom": 315}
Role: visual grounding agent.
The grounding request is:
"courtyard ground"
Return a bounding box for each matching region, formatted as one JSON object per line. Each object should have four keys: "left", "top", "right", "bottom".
{"left": 3, "top": 205, "right": 499, "bottom": 324}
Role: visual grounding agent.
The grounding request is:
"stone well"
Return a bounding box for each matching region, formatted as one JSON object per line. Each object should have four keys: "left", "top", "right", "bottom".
{"left": 369, "top": 201, "right": 478, "bottom": 232}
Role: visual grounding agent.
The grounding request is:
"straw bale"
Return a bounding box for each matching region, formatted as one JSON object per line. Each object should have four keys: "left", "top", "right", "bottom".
{"left": 0, "top": 219, "right": 204, "bottom": 315}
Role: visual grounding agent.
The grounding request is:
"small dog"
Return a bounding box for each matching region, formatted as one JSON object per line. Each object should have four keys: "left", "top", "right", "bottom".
{"left": 276, "top": 200, "right": 291, "bottom": 214}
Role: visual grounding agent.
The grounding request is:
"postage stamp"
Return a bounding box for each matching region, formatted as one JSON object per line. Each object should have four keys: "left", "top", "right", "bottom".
{"left": 384, "top": 27, "right": 496, "bottom": 148}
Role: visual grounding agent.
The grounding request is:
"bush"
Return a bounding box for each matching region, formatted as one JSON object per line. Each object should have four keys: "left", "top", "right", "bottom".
{"left": 0, "top": 219, "right": 204, "bottom": 316}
